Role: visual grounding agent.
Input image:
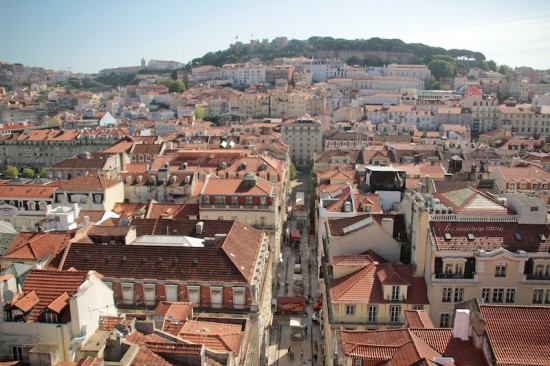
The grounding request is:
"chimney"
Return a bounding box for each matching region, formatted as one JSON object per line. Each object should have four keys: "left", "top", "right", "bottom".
{"left": 381, "top": 217, "right": 394, "bottom": 237}
{"left": 196, "top": 221, "right": 204, "bottom": 235}
{"left": 424, "top": 175, "right": 430, "bottom": 193}
{"left": 444, "top": 173, "right": 453, "bottom": 182}
{"left": 452, "top": 309, "right": 470, "bottom": 340}
{"left": 83, "top": 215, "right": 90, "bottom": 226}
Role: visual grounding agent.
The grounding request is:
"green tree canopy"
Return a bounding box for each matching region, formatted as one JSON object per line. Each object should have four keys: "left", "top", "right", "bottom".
{"left": 21, "top": 168, "right": 34, "bottom": 178}
{"left": 39, "top": 167, "right": 47, "bottom": 178}
{"left": 4, "top": 165, "right": 18, "bottom": 178}
{"left": 290, "top": 160, "right": 297, "bottom": 180}
{"left": 428, "top": 59, "right": 456, "bottom": 79}
{"left": 498, "top": 65, "right": 511, "bottom": 75}
{"left": 169, "top": 80, "right": 186, "bottom": 93}
{"left": 487, "top": 60, "right": 497, "bottom": 72}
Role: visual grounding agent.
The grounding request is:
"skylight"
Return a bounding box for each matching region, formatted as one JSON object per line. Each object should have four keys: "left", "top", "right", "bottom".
{"left": 467, "top": 233, "right": 475, "bottom": 241}
{"left": 539, "top": 234, "right": 546, "bottom": 241}
{"left": 444, "top": 233, "right": 452, "bottom": 240}
{"left": 514, "top": 233, "right": 523, "bottom": 241}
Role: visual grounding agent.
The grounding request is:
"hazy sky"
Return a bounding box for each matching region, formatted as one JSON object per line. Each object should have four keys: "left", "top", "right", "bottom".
{"left": 1, "top": 0, "right": 549, "bottom": 73}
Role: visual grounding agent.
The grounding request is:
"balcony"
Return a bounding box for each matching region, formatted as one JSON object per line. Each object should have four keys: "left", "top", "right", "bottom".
{"left": 526, "top": 274, "right": 550, "bottom": 281}
{"left": 334, "top": 316, "right": 405, "bottom": 327}
{"left": 432, "top": 272, "right": 477, "bottom": 284}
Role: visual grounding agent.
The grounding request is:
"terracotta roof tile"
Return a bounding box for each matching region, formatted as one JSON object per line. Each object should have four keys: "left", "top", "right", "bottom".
{"left": 430, "top": 221, "right": 550, "bottom": 252}
{"left": 47, "top": 292, "right": 70, "bottom": 313}
{"left": 404, "top": 310, "right": 434, "bottom": 329}
{"left": 480, "top": 305, "right": 550, "bottom": 366}
{"left": 3, "top": 232, "right": 71, "bottom": 261}
{"left": 0, "top": 185, "right": 56, "bottom": 199}
{"left": 55, "top": 174, "right": 120, "bottom": 192}
{"left": 7, "top": 269, "right": 88, "bottom": 322}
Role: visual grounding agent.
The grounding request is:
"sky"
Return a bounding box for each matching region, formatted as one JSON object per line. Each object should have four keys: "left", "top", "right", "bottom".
{"left": 1, "top": 0, "right": 549, "bottom": 74}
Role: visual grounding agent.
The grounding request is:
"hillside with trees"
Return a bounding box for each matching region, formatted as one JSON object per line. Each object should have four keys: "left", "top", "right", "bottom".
{"left": 190, "top": 36, "right": 486, "bottom": 68}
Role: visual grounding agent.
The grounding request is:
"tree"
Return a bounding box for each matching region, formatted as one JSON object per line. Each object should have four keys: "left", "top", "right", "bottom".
{"left": 487, "top": 60, "right": 497, "bottom": 72}
{"left": 424, "top": 75, "right": 441, "bottom": 90}
{"left": 39, "top": 167, "right": 47, "bottom": 178}
{"left": 498, "top": 65, "right": 511, "bottom": 75}
{"left": 169, "top": 80, "right": 186, "bottom": 93}
{"left": 290, "top": 160, "right": 297, "bottom": 180}
{"left": 428, "top": 59, "right": 455, "bottom": 79}
{"left": 347, "top": 56, "right": 362, "bottom": 66}
{"left": 4, "top": 165, "right": 18, "bottom": 178}
{"left": 21, "top": 168, "right": 35, "bottom": 178}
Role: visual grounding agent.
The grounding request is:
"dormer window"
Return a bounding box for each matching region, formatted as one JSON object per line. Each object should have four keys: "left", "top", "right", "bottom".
{"left": 391, "top": 286, "right": 400, "bottom": 301}
{"left": 215, "top": 196, "right": 225, "bottom": 205}
{"left": 45, "top": 312, "right": 58, "bottom": 323}
{"left": 203, "top": 196, "right": 210, "bottom": 204}
{"left": 246, "top": 196, "right": 253, "bottom": 205}
{"left": 260, "top": 197, "right": 267, "bottom": 205}
{"left": 232, "top": 196, "right": 238, "bottom": 205}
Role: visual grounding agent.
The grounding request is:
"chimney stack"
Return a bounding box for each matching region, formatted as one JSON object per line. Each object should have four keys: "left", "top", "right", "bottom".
{"left": 381, "top": 217, "right": 394, "bottom": 237}
{"left": 196, "top": 221, "right": 204, "bottom": 235}
{"left": 452, "top": 309, "right": 470, "bottom": 341}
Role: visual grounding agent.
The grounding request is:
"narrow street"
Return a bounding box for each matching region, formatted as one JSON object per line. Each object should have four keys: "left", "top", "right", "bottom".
{"left": 267, "top": 171, "right": 323, "bottom": 365}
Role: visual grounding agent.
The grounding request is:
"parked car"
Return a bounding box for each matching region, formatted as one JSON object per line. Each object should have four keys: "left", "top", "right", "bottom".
{"left": 295, "top": 254, "right": 302, "bottom": 264}
{"left": 294, "top": 263, "right": 302, "bottom": 274}
{"left": 312, "top": 310, "right": 321, "bottom": 324}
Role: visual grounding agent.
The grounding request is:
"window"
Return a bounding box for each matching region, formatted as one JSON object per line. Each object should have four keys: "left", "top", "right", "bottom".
{"left": 11, "top": 346, "right": 23, "bottom": 361}
{"left": 444, "top": 263, "right": 453, "bottom": 274}
{"left": 390, "top": 305, "right": 400, "bottom": 323}
{"left": 545, "top": 290, "right": 550, "bottom": 304}
{"left": 246, "top": 196, "right": 253, "bottom": 205}
{"left": 202, "top": 196, "right": 210, "bottom": 204}
{"left": 439, "top": 313, "right": 451, "bottom": 327}
{"left": 506, "top": 289, "right": 516, "bottom": 304}
{"left": 354, "top": 359, "right": 362, "bottom": 366}
{"left": 509, "top": 182, "right": 516, "bottom": 190}
{"left": 260, "top": 197, "right": 267, "bottom": 205}
{"left": 454, "top": 263, "right": 464, "bottom": 275}
{"left": 535, "top": 265, "right": 544, "bottom": 276}
{"left": 215, "top": 196, "right": 225, "bottom": 205}
{"left": 454, "top": 288, "right": 464, "bottom": 303}
{"left": 231, "top": 196, "right": 238, "bottom": 204}
{"left": 534, "top": 289, "right": 544, "bottom": 304}
{"left": 166, "top": 285, "right": 178, "bottom": 302}
{"left": 368, "top": 306, "right": 377, "bottom": 322}
{"left": 94, "top": 194, "right": 102, "bottom": 203}
{"left": 188, "top": 286, "right": 200, "bottom": 304}
{"left": 345, "top": 305, "right": 356, "bottom": 316}
{"left": 442, "top": 288, "right": 452, "bottom": 302}
{"left": 391, "top": 286, "right": 400, "bottom": 301}
{"left": 495, "top": 262, "right": 507, "bottom": 277}
{"left": 492, "top": 288, "right": 504, "bottom": 303}
{"left": 482, "top": 288, "right": 491, "bottom": 303}
{"left": 143, "top": 284, "right": 156, "bottom": 306}
{"left": 233, "top": 287, "right": 246, "bottom": 309}
{"left": 45, "top": 312, "right": 58, "bottom": 323}
{"left": 122, "top": 283, "right": 134, "bottom": 304}
{"left": 413, "top": 305, "right": 424, "bottom": 310}
{"left": 210, "top": 287, "right": 223, "bottom": 309}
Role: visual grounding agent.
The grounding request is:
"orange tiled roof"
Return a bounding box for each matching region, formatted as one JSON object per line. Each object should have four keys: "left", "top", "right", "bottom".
{"left": 3, "top": 231, "right": 71, "bottom": 261}
{"left": 480, "top": 305, "right": 550, "bottom": 366}
{"left": 8, "top": 270, "right": 88, "bottom": 322}
{"left": 404, "top": 310, "right": 434, "bottom": 329}
{"left": 0, "top": 185, "right": 56, "bottom": 198}
{"left": 56, "top": 174, "right": 120, "bottom": 192}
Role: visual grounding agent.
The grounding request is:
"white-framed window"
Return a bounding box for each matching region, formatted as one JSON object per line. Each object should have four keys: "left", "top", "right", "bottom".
{"left": 509, "top": 182, "right": 516, "bottom": 190}
{"left": 11, "top": 346, "right": 23, "bottom": 361}
{"left": 260, "top": 197, "right": 267, "bottom": 205}
{"left": 143, "top": 284, "right": 156, "bottom": 306}
{"left": 345, "top": 305, "right": 356, "bottom": 316}
{"left": 215, "top": 196, "right": 225, "bottom": 205}
{"left": 413, "top": 305, "right": 424, "bottom": 310}
{"left": 520, "top": 182, "right": 527, "bottom": 189}
{"left": 444, "top": 263, "right": 453, "bottom": 274}
{"left": 231, "top": 196, "right": 238, "bottom": 204}
{"left": 390, "top": 305, "right": 400, "bottom": 323}
{"left": 495, "top": 262, "right": 507, "bottom": 277}
{"left": 368, "top": 305, "right": 377, "bottom": 322}
{"left": 166, "top": 285, "right": 178, "bottom": 302}
{"left": 94, "top": 194, "right": 102, "bottom": 203}
{"left": 121, "top": 283, "right": 134, "bottom": 304}
{"left": 534, "top": 289, "right": 544, "bottom": 304}
{"left": 233, "top": 287, "right": 246, "bottom": 309}
{"left": 45, "top": 312, "right": 58, "bottom": 323}
{"left": 188, "top": 286, "right": 200, "bottom": 304}
{"left": 202, "top": 196, "right": 210, "bottom": 204}
{"left": 246, "top": 196, "right": 253, "bottom": 205}
{"left": 454, "top": 288, "right": 464, "bottom": 302}
{"left": 439, "top": 313, "right": 451, "bottom": 327}
{"left": 442, "top": 288, "right": 452, "bottom": 302}
{"left": 354, "top": 359, "right": 362, "bottom": 366}
{"left": 492, "top": 288, "right": 504, "bottom": 303}
{"left": 481, "top": 288, "right": 491, "bottom": 303}
{"left": 454, "top": 263, "right": 464, "bottom": 275}
{"left": 506, "top": 289, "right": 516, "bottom": 304}
{"left": 391, "top": 286, "right": 400, "bottom": 301}
{"left": 210, "top": 286, "right": 223, "bottom": 309}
